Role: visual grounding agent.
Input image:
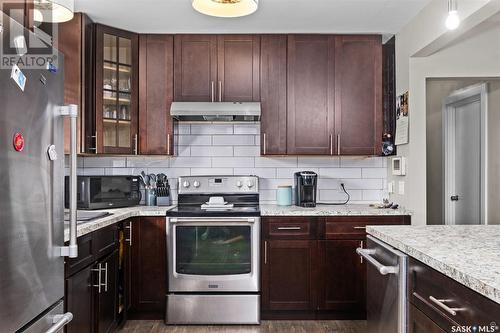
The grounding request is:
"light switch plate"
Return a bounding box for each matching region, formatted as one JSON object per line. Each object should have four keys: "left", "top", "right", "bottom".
{"left": 398, "top": 181, "right": 405, "bottom": 195}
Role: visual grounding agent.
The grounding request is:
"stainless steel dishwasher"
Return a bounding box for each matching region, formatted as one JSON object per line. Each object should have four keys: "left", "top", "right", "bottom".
{"left": 357, "top": 235, "right": 408, "bottom": 333}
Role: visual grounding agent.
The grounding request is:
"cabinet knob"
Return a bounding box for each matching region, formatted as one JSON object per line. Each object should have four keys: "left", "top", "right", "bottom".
{"left": 183, "top": 181, "right": 190, "bottom": 188}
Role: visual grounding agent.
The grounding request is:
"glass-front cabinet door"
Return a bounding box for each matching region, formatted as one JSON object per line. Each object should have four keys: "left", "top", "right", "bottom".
{"left": 95, "top": 25, "right": 138, "bottom": 154}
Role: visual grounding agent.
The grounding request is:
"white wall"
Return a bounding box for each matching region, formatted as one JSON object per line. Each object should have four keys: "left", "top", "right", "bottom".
{"left": 391, "top": 0, "right": 500, "bottom": 224}
{"left": 76, "top": 123, "right": 388, "bottom": 205}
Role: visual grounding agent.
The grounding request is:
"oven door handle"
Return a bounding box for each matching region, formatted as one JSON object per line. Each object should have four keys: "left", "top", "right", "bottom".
{"left": 169, "top": 218, "right": 256, "bottom": 224}
{"left": 356, "top": 248, "right": 398, "bottom": 275}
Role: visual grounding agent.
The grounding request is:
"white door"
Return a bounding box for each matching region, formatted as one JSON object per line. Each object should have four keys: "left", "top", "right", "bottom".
{"left": 443, "top": 84, "right": 487, "bottom": 225}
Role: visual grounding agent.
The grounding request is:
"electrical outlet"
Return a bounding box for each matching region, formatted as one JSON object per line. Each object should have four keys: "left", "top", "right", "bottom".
{"left": 398, "top": 181, "right": 405, "bottom": 195}
{"left": 387, "top": 181, "right": 395, "bottom": 194}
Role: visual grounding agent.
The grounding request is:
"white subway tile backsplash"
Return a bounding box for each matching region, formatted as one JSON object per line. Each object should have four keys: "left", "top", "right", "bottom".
{"left": 126, "top": 156, "right": 170, "bottom": 168}
{"left": 178, "top": 135, "right": 212, "bottom": 146}
{"left": 84, "top": 157, "right": 126, "bottom": 168}
{"left": 259, "top": 178, "right": 293, "bottom": 190}
{"left": 170, "top": 157, "right": 211, "bottom": 168}
{"left": 191, "top": 124, "right": 233, "bottom": 135}
{"left": 255, "top": 157, "right": 298, "bottom": 168}
{"left": 234, "top": 168, "right": 276, "bottom": 178}
{"left": 298, "top": 156, "right": 340, "bottom": 168}
{"left": 177, "top": 124, "right": 191, "bottom": 134}
{"left": 259, "top": 189, "right": 277, "bottom": 201}
{"left": 320, "top": 189, "right": 363, "bottom": 202}
{"left": 234, "top": 124, "right": 260, "bottom": 134}
{"left": 340, "top": 156, "right": 385, "bottom": 168}
{"left": 276, "top": 168, "right": 319, "bottom": 179}
{"left": 191, "top": 146, "right": 233, "bottom": 157}
{"left": 362, "top": 168, "right": 387, "bottom": 178}
{"left": 213, "top": 135, "right": 254, "bottom": 146}
{"left": 212, "top": 157, "right": 254, "bottom": 168}
{"left": 319, "top": 168, "right": 362, "bottom": 179}
{"left": 191, "top": 168, "right": 233, "bottom": 176}
{"left": 233, "top": 146, "right": 260, "bottom": 157}
{"left": 77, "top": 124, "right": 388, "bottom": 204}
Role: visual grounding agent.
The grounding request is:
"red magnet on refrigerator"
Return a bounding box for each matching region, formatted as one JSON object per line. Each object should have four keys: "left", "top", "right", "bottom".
{"left": 13, "top": 132, "right": 25, "bottom": 151}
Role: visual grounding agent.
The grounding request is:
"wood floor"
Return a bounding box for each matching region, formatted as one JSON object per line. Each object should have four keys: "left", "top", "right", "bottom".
{"left": 117, "top": 320, "right": 367, "bottom": 333}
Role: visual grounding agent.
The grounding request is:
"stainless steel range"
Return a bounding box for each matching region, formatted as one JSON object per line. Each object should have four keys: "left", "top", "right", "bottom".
{"left": 166, "top": 175, "right": 260, "bottom": 325}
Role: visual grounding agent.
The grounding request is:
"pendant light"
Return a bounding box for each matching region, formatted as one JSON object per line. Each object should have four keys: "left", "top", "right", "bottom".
{"left": 33, "top": 0, "right": 74, "bottom": 23}
{"left": 192, "top": 0, "right": 259, "bottom": 18}
{"left": 445, "top": 0, "right": 460, "bottom": 30}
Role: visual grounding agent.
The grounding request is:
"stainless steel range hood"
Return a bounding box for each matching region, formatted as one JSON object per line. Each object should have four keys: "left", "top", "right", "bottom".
{"left": 170, "top": 102, "right": 261, "bottom": 122}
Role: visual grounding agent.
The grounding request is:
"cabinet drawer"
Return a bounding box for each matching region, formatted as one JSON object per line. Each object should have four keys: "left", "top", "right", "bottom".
{"left": 263, "top": 217, "right": 319, "bottom": 239}
{"left": 65, "top": 233, "right": 94, "bottom": 277}
{"left": 92, "top": 224, "right": 119, "bottom": 260}
{"left": 408, "top": 258, "right": 500, "bottom": 332}
{"left": 324, "top": 216, "right": 408, "bottom": 239}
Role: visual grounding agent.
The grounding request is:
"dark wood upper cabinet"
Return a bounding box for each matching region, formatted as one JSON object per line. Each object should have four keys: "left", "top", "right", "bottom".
{"left": 260, "top": 35, "right": 287, "bottom": 155}
{"left": 287, "top": 35, "right": 336, "bottom": 155}
{"left": 317, "top": 240, "right": 365, "bottom": 315}
{"left": 57, "top": 13, "right": 94, "bottom": 154}
{"left": 335, "top": 35, "right": 382, "bottom": 155}
{"left": 139, "top": 34, "right": 174, "bottom": 155}
{"left": 174, "top": 35, "right": 217, "bottom": 102}
{"left": 174, "top": 34, "right": 259, "bottom": 103}
{"left": 262, "top": 239, "right": 317, "bottom": 312}
{"left": 130, "top": 217, "right": 166, "bottom": 318}
{"left": 94, "top": 24, "right": 139, "bottom": 154}
{"left": 217, "top": 35, "right": 260, "bottom": 102}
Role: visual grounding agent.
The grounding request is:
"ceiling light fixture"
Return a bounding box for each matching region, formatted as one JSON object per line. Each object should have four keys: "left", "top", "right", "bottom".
{"left": 192, "top": 0, "right": 259, "bottom": 18}
{"left": 33, "top": 0, "right": 74, "bottom": 23}
{"left": 445, "top": 0, "right": 460, "bottom": 30}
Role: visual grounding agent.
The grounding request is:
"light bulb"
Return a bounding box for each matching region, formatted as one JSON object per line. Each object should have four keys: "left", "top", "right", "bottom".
{"left": 446, "top": 10, "right": 460, "bottom": 30}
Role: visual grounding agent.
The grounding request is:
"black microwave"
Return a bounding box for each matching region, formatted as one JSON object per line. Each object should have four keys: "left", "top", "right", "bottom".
{"left": 65, "top": 176, "right": 141, "bottom": 210}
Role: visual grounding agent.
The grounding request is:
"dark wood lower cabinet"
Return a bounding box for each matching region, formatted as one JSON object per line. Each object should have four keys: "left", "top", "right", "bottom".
{"left": 261, "top": 216, "right": 410, "bottom": 320}
{"left": 262, "top": 240, "right": 317, "bottom": 312}
{"left": 130, "top": 217, "right": 167, "bottom": 318}
{"left": 317, "top": 240, "right": 365, "bottom": 316}
{"left": 409, "top": 303, "right": 446, "bottom": 333}
{"left": 96, "top": 250, "right": 119, "bottom": 333}
{"left": 65, "top": 265, "right": 94, "bottom": 333}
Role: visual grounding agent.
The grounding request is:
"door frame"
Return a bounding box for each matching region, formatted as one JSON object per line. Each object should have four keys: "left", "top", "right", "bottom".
{"left": 442, "top": 83, "right": 488, "bottom": 225}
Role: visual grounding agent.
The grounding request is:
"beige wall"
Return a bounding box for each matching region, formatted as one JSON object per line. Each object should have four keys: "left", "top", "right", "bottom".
{"left": 426, "top": 78, "right": 500, "bottom": 225}
{"left": 391, "top": 0, "right": 500, "bottom": 225}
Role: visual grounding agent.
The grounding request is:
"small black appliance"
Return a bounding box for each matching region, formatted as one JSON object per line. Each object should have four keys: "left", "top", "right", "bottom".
{"left": 294, "top": 171, "right": 318, "bottom": 207}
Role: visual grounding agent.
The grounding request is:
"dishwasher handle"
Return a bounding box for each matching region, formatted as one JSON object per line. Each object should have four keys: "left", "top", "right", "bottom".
{"left": 356, "top": 248, "right": 398, "bottom": 275}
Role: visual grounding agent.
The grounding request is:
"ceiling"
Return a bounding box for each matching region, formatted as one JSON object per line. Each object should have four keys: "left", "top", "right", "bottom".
{"left": 75, "top": 0, "right": 431, "bottom": 35}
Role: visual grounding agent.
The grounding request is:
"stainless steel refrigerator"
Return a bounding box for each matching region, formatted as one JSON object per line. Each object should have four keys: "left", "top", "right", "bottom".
{"left": 0, "top": 13, "right": 78, "bottom": 333}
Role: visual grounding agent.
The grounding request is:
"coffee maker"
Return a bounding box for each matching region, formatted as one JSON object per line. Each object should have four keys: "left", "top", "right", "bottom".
{"left": 294, "top": 171, "right": 318, "bottom": 207}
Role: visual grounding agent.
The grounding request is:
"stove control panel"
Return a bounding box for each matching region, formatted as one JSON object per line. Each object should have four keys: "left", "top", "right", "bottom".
{"left": 178, "top": 175, "right": 259, "bottom": 194}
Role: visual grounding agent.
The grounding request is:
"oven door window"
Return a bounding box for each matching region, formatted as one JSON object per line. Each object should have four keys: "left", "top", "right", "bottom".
{"left": 175, "top": 226, "right": 251, "bottom": 275}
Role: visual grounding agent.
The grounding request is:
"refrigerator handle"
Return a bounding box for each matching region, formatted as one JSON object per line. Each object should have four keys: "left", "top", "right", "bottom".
{"left": 60, "top": 104, "right": 78, "bottom": 258}
{"left": 46, "top": 312, "right": 73, "bottom": 333}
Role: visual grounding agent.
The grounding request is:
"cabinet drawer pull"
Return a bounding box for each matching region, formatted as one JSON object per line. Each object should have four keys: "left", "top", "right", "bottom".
{"left": 277, "top": 226, "right": 302, "bottom": 231}
{"left": 353, "top": 226, "right": 366, "bottom": 230}
{"left": 211, "top": 81, "right": 215, "bottom": 102}
{"left": 359, "top": 240, "right": 364, "bottom": 264}
{"left": 263, "top": 133, "right": 267, "bottom": 155}
{"left": 91, "top": 263, "right": 102, "bottom": 293}
{"left": 167, "top": 134, "right": 171, "bottom": 155}
{"left": 429, "top": 296, "right": 461, "bottom": 316}
{"left": 337, "top": 134, "right": 341, "bottom": 155}
{"left": 264, "top": 241, "right": 268, "bottom": 265}
{"left": 218, "top": 81, "right": 222, "bottom": 102}
{"left": 125, "top": 223, "right": 132, "bottom": 246}
{"left": 329, "top": 134, "right": 333, "bottom": 155}
{"left": 104, "top": 262, "right": 109, "bottom": 292}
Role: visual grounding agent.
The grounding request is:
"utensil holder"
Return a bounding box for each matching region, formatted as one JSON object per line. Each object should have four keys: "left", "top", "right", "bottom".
{"left": 145, "top": 188, "right": 157, "bottom": 206}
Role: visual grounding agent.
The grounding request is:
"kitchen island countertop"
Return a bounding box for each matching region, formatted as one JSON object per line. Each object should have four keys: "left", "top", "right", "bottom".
{"left": 367, "top": 225, "right": 500, "bottom": 304}
{"left": 260, "top": 204, "right": 412, "bottom": 216}
{"left": 64, "top": 206, "right": 175, "bottom": 242}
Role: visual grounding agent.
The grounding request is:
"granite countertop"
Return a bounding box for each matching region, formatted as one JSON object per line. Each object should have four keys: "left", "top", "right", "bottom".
{"left": 64, "top": 206, "right": 175, "bottom": 242}
{"left": 367, "top": 225, "right": 500, "bottom": 304}
{"left": 260, "top": 204, "right": 412, "bottom": 216}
